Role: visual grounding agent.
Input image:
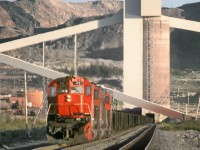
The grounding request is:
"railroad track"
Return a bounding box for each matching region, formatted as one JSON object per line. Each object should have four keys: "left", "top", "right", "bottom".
{"left": 118, "top": 125, "right": 156, "bottom": 150}
{"left": 33, "top": 144, "right": 69, "bottom": 150}
{"left": 3, "top": 143, "right": 52, "bottom": 150}
{"left": 32, "top": 124, "right": 155, "bottom": 150}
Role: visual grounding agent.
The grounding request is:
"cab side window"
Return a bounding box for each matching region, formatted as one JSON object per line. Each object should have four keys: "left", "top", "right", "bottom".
{"left": 49, "top": 86, "right": 56, "bottom": 97}
{"left": 86, "top": 86, "right": 91, "bottom": 96}
{"left": 105, "top": 96, "right": 109, "bottom": 104}
{"left": 94, "top": 89, "right": 99, "bottom": 99}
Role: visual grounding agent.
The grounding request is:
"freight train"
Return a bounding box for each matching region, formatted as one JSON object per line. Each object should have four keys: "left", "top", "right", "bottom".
{"left": 46, "top": 76, "right": 154, "bottom": 145}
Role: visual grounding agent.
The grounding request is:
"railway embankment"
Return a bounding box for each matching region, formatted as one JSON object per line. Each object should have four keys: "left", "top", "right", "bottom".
{"left": 2, "top": 123, "right": 200, "bottom": 150}
{"left": 0, "top": 113, "right": 47, "bottom": 149}
{"left": 147, "top": 124, "right": 200, "bottom": 150}
{"left": 0, "top": 127, "right": 47, "bottom": 150}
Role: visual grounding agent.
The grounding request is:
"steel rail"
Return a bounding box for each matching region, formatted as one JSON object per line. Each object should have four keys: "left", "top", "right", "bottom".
{"left": 145, "top": 125, "right": 157, "bottom": 150}
{"left": 33, "top": 144, "right": 68, "bottom": 150}
{"left": 119, "top": 125, "right": 155, "bottom": 150}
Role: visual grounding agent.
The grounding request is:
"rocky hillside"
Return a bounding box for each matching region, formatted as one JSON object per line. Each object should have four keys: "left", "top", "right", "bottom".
{"left": 162, "top": 2, "right": 200, "bottom": 69}
{"left": 0, "top": 1, "right": 200, "bottom": 70}
{"left": 0, "top": 0, "right": 123, "bottom": 93}
{"left": 0, "top": 0, "right": 122, "bottom": 39}
{"left": 0, "top": 0, "right": 200, "bottom": 95}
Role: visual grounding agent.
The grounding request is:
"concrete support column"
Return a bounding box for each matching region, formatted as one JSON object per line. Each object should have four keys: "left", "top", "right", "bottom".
{"left": 124, "top": 0, "right": 143, "bottom": 108}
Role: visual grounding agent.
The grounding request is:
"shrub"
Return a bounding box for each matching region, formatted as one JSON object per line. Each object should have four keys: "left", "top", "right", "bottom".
{"left": 78, "top": 64, "right": 122, "bottom": 78}
{"left": 0, "top": 113, "right": 46, "bottom": 131}
{"left": 161, "top": 120, "right": 200, "bottom": 131}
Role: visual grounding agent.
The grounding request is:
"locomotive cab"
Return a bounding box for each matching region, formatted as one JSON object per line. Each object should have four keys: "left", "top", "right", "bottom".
{"left": 46, "top": 76, "right": 154, "bottom": 146}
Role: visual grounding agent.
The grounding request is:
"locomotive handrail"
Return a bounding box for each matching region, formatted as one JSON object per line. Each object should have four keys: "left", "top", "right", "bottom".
{"left": 46, "top": 103, "right": 55, "bottom": 124}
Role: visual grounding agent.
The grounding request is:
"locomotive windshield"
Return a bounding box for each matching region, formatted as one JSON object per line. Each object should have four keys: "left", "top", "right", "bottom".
{"left": 70, "top": 86, "right": 83, "bottom": 94}
{"left": 69, "top": 81, "right": 83, "bottom": 94}
{"left": 57, "top": 85, "right": 68, "bottom": 94}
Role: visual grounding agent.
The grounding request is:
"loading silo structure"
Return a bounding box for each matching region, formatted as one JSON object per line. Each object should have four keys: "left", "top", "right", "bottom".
{"left": 123, "top": 0, "right": 170, "bottom": 116}
{"left": 143, "top": 17, "right": 170, "bottom": 113}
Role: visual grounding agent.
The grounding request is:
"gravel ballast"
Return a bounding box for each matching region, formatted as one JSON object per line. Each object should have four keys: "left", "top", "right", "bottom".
{"left": 147, "top": 125, "right": 200, "bottom": 150}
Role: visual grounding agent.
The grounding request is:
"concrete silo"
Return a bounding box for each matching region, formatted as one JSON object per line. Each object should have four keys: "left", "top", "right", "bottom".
{"left": 143, "top": 17, "right": 170, "bottom": 109}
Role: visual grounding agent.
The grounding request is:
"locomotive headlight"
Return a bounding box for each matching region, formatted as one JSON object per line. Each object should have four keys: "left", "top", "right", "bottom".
{"left": 67, "top": 95, "right": 71, "bottom": 102}
{"left": 64, "top": 95, "right": 71, "bottom": 102}
{"left": 67, "top": 98, "right": 71, "bottom": 102}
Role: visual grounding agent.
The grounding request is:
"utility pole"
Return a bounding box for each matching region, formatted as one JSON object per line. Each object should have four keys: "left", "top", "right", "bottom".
{"left": 42, "top": 42, "right": 47, "bottom": 112}
{"left": 24, "top": 71, "right": 29, "bottom": 137}
{"left": 185, "top": 104, "right": 188, "bottom": 115}
{"left": 28, "top": 43, "right": 46, "bottom": 135}
{"left": 74, "top": 34, "right": 77, "bottom": 76}
{"left": 0, "top": 79, "right": 1, "bottom": 114}
{"left": 14, "top": 76, "right": 15, "bottom": 89}
{"left": 187, "top": 92, "right": 190, "bottom": 105}
{"left": 43, "top": 42, "right": 45, "bottom": 68}
{"left": 0, "top": 81, "right": 1, "bottom": 146}
{"left": 177, "top": 103, "right": 179, "bottom": 111}
{"left": 177, "top": 86, "right": 179, "bottom": 96}
{"left": 196, "top": 96, "right": 200, "bottom": 120}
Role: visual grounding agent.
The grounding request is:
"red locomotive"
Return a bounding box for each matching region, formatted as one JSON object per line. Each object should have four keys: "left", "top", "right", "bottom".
{"left": 46, "top": 76, "right": 154, "bottom": 145}
{"left": 47, "top": 76, "right": 112, "bottom": 144}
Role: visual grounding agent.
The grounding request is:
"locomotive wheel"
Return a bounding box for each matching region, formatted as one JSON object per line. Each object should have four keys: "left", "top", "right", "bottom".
{"left": 83, "top": 122, "right": 92, "bottom": 142}
{"left": 73, "top": 132, "right": 78, "bottom": 145}
{"left": 47, "top": 133, "right": 57, "bottom": 143}
{"left": 107, "top": 129, "right": 112, "bottom": 138}
{"left": 47, "top": 125, "right": 55, "bottom": 143}
{"left": 92, "top": 129, "right": 98, "bottom": 141}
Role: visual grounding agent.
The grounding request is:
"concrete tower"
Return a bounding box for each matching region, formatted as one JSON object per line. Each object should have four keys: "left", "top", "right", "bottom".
{"left": 123, "top": 0, "right": 170, "bottom": 112}
{"left": 143, "top": 17, "right": 170, "bottom": 107}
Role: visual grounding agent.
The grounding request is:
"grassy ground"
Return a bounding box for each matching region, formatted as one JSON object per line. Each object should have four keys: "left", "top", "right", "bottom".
{"left": 171, "top": 69, "right": 200, "bottom": 94}
{"left": 0, "top": 113, "right": 46, "bottom": 131}
{"left": 0, "top": 113, "right": 46, "bottom": 145}
{"left": 160, "top": 119, "right": 200, "bottom": 131}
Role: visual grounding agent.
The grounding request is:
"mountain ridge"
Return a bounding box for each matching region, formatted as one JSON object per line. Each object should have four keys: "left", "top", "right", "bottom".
{"left": 0, "top": 0, "right": 122, "bottom": 39}
{"left": 0, "top": 1, "right": 200, "bottom": 69}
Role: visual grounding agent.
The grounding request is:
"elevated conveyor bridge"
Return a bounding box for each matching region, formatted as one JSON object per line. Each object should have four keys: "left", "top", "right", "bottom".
{"left": 1, "top": 2, "right": 200, "bottom": 120}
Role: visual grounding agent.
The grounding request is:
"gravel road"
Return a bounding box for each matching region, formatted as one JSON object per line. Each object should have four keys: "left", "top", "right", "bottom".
{"left": 147, "top": 125, "right": 200, "bottom": 150}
